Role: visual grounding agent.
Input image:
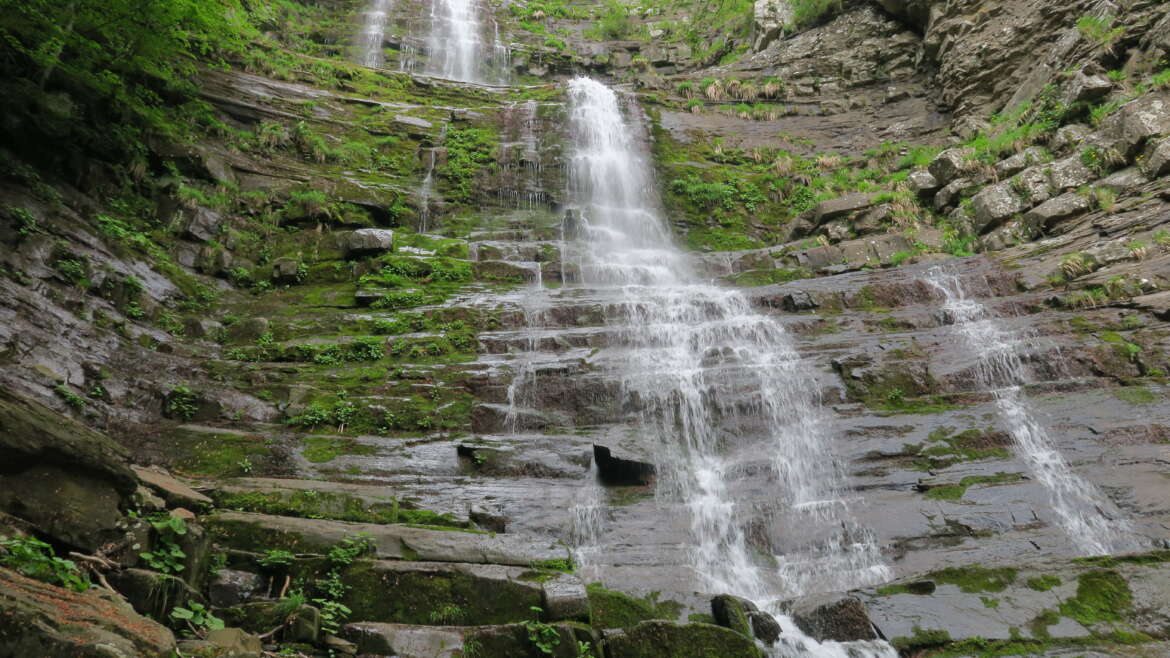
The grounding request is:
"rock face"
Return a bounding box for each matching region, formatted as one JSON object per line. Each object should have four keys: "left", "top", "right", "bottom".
{"left": 0, "top": 388, "right": 135, "bottom": 551}
{"left": 605, "top": 621, "right": 765, "bottom": 658}
{"left": 790, "top": 594, "right": 877, "bottom": 642}
{"left": 0, "top": 566, "right": 176, "bottom": 656}
{"left": 751, "top": 0, "right": 793, "bottom": 51}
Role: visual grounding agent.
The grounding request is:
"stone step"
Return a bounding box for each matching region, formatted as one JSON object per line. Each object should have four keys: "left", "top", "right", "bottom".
{"left": 205, "top": 511, "right": 570, "bottom": 565}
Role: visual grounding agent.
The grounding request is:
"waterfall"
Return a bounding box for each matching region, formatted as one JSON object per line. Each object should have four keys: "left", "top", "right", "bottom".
{"left": 420, "top": 0, "right": 507, "bottom": 84}
{"left": 356, "top": 0, "right": 393, "bottom": 68}
{"left": 926, "top": 269, "right": 1142, "bottom": 556}
{"left": 566, "top": 77, "right": 894, "bottom": 658}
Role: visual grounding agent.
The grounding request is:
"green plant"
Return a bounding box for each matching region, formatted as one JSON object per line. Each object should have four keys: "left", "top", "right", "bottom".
{"left": 237, "top": 457, "right": 254, "bottom": 474}
{"left": 0, "top": 535, "right": 89, "bottom": 592}
{"left": 165, "top": 384, "right": 199, "bottom": 421}
{"left": 429, "top": 603, "right": 466, "bottom": 624}
{"left": 525, "top": 607, "right": 561, "bottom": 655}
{"left": 170, "top": 600, "right": 224, "bottom": 638}
{"left": 259, "top": 549, "right": 295, "bottom": 568}
{"left": 790, "top": 0, "right": 843, "bottom": 29}
{"left": 54, "top": 384, "right": 87, "bottom": 410}
{"left": 10, "top": 207, "right": 38, "bottom": 236}
{"left": 1076, "top": 15, "right": 1125, "bottom": 48}
{"left": 139, "top": 514, "right": 187, "bottom": 575}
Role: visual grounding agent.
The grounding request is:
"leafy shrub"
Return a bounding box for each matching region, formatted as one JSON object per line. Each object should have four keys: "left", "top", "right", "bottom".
{"left": 0, "top": 535, "right": 89, "bottom": 592}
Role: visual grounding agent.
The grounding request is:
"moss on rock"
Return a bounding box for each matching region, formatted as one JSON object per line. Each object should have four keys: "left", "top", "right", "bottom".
{"left": 604, "top": 621, "right": 765, "bottom": 658}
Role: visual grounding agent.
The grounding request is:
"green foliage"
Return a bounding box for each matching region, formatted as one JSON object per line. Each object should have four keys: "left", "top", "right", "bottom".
{"left": 429, "top": 603, "right": 467, "bottom": 624}
{"left": 931, "top": 566, "right": 1018, "bottom": 594}
{"left": 525, "top": 607, "right": 561, "bottom": 655}
{"left": 585, "top": 0, "right": 633, "bottom": 40}
{"left": 0, "top": 535, "right": 89, "bottom": 592}
{"left": 1076, "top": 15, "right": 1125, "bottom": 47}
{"left": 53, "top": 384, "right": 87, "bottom": 410}
{"left": 586, "top": 584, "right": 684, "bottom": 629}
{"left": 790, "top": 0, "right": 843, "bottom": 28}
{"left": 258, "top": 549, "right": 296, "bottom": 569}
{"left": 170, "top": 600, "right": 225, "bottom": 638}
{"left": 442, "top": 128, "right": 498, "bottom": 203}
{"left": 165, "top": 384, "right": 199, "bottom": 421}
{"left": 8, "top": 206, "right": 38, "bottom": 236}
{"left": 140, "top": 514, "right": 188, "bottom": 575}
{"left": 922, "top": 473, "right": 1022, "bottom": 501}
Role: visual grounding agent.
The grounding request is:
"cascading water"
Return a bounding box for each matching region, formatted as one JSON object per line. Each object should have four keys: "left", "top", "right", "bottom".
{"left": 566, "top": 77, "right": 895, "bottom": 658}
{"left": 356, "top": 0, "right": 393, "bottom": 67}
{"left": 419, "top": 0, "right": 507, "bottom": 84}
{"left": 926, "top": 269, "right": 1142, "bottom": 556}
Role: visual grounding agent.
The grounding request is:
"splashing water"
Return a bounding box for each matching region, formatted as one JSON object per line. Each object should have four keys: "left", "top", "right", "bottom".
{"left": 566, "top": 76, "right": 894, "bottom": 657}
{"left": 356, "top": 0, "right": 393, "bottom": 67}
{"left": 926, "top": 268, "right": 1142, "bottom": 556}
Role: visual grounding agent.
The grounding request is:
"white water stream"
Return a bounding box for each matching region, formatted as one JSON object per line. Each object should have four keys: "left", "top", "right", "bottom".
{"left": 356, "top": 0, "right": 393, "bottom": 67}
{"left": 926, "top": 269, "right": 1142, "bottom": 556}
{"left": 421, "top": 0, "right": 508, "bottom": 84}
{"left": 566, "top": 77, "right": 895, "bottom": 658}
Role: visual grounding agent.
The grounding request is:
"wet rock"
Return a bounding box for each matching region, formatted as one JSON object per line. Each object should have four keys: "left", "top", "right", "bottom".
{"left": 813, "top": 193, "right": 875, "bottom": 225}
{"left": 132, "top": 466, "right": 213, "bottom": 510}
{"left": 205, "top": 511, "right": 570, "bottom": 565}
{"left": 1023, "top": 192, "right": 1091, "bottom": 231}
{"left": 0, "top": 566, "right": 176, "bottom": 656}
{"left": 782, "top": 290, "right": 818, "bottom": 311}
{"left": 749, "top": 610, "right": 782, "bottom": 645}
{"left": 1053, "top": 124, "right": 1093, "bottom": 153}
{"left": 205, "top": 627, "right": 262, "bottom": 658}
{"left": 1061, "top": 73, "right": 1113, "bottom": 106}
{"left": 0, "top": 388, "right": 136, "bottom": 551}
{"left": 928, "top": 148, "right": 977, "bottom": 186}
{"left": 345, "top": 622, "right": 467, "bottom": 657}
{"left": 1097, "top": 167, "right": 1149, "bottom": 193}
{"left": 908, "top": 169, "right": 939, "bottom": 194}
{"left": 346, "top": 228, "right": 395, "bottom": 257}
{"left": 108, "top": 568, "right": 204, "bottom": 621}
{"left": 711, "top": 594, "right": 755, "bottom": 637}
{"left": 790, "top": 594, "right": 877, "bottom": 642}
{"left": 182, "top": 206, "right": 224, "bottom": 243}
{"left": 971, "top": 182, "right": 1026, "bottom": 234}
{"left": 271, "top": 257, "right": 302, "bottom": 284}
{"left": 473, "top": 260, "right": 538, "bottom": 283}
{"left": 542, "top": 572, "right": 589, "bottom": 622}
{"left": 934, "top": 177, "right": 978, "bottom": 210}
{"left": 470, "top": 503, "right": 507, "bottom": 533}
{"left": 209, "top": 569, "right": 264, "bottom": 607}
{"left": 227, "top": 317, "right": 269, "bottom": 342}
{"left": 594, "top": 445, "right": 655, "bottom": 486}
{"left": 604, "top": 621, "right": 765, "bottom": 658}
{"left": 1047, "top": 156, "right": 1096, "bottom": 192}
{"left": 1146, "top": 137, "right": 1170, "bottom": 177}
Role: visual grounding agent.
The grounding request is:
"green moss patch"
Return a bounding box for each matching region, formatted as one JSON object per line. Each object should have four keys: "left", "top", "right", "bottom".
{"left": 301, "top": 436, "right": 376, "bottom": 463}
{"left": 586, "top": 584, "right": 683, "bottom": 629}
{"left": 929, "top": 565, "right": 1018, "bottom": 593}
{"left": 922, "top": 472, "right": 1023, "bottom": 501}
{"left": 1058, "top": 570, "right": 1130, "bottom": 625}
{"left": 1026, "top": 575, "right": 1061, "bottom": 591}
{"left": 209, "top": 489, "right": 465, "bottom": 528}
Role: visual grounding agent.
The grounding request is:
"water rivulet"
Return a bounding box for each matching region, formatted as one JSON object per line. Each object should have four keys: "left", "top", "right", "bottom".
{"left": 926, "top": 269, "right": 1142, "bottom": 556}
{"left": 356, "top": 0, "right": 393, "bottom": 67}
{"left": 563, "top": 77, "right": 895, "bottom": 657}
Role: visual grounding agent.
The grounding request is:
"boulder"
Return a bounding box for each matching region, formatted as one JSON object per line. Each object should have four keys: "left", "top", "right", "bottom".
{"left": 1046, "top": 156, "right": 1096, "bottom": 191}
{"left": 711, "top": 594, "right": 755, "bottom": 637}
{"left": 226, "top": 317, "right": 269, "bottom": 342}
{"left": 970, "top": 182, "right": 1026, "bottom": 234}
{"left": 928, "top": 148, "right": 977, "bottom": 185}
{"left": 604, "top": 621, "right": 765, "bottom": 658}
{"left": 790, "top": 594, "right": 877, "bottom": 642}
{"left": 182, "top": 207, "right": 224, "bottom": 243}
{"left": 205, "top": 627, "right": 262, "bottom": 658}
{"left": 1022, "top": 192, "right": 1091, "bottom": 232}
{"left": 1060, "top": 73, "right": 1113, "bottom": 107}
{"left": 1012, "top": 167, "right": 1052, "bottom": 205}
{"left": 908, "top": 169, "right": 939, "bottom": 194}
{"left": 542, "top": 572, "right": 589, "bottom": 622}
{"left": 1053, "top": 124, "right": 1092, "bottom": 153}
{"left": 132, "top": 466, "right": 213, "bottom": 510}
{"left": 1145, "top": 137, "right": 1170, "bottom": 178}
{"left": 346, "top": 229, "right": 395, "bottom": 257}
{"left": 1101, "top": 96, "right": 1170, "bottom": 155}
{"left": 782, "top": 290, "right": 818, "bottom": 311}
{"left": 1096, "top": 167, "right": 1149, "bottom": 193}
{"left": 271, "top": 257, "right": 302, "bottom": 284}
{"left": 209, "top": 569, "right": 265, "bottom": 607}
{"left": 933, "top": 177, "right": 978, "bottom": 210}
{"left": 0, "top": 566, "right": 176, "bottom": 656}
{"left": 750, "top": 610, "right": 782, "bottom": 645}
{"left": 813, "top": 193, "right": 875, "bottom": 225}
{"left": 107, "top": 568, "right": 205, "bottom": 621}
{"left": 0, "top": 388, "right": 136, "bottom": 551}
